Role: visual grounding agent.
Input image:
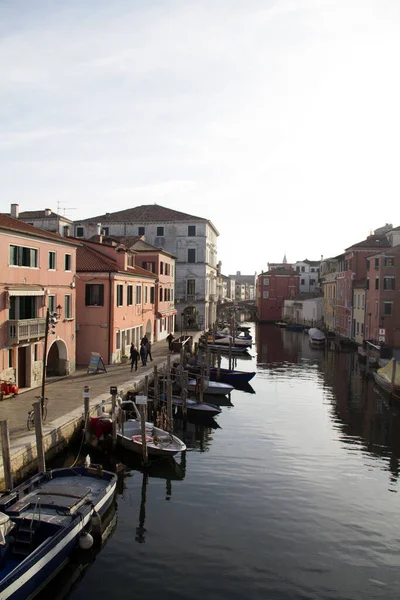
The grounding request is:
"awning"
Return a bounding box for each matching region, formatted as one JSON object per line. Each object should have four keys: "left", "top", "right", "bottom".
{"left": 7, "top": 286, "right": 45, "bottom": 297}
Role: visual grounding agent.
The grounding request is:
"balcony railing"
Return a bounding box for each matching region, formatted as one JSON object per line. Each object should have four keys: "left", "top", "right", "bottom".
{"left": 8, "top": 318, "right": 47, "bottom": 344}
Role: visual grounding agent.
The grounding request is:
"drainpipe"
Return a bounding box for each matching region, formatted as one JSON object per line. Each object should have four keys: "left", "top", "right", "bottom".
{"left": 108, "top": 272, "right": 112, "bottom": 364}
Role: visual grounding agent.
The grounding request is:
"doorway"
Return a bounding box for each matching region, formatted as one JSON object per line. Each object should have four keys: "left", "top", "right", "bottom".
{"left": 17, "top": 347, "right": 28, "bottom": 388}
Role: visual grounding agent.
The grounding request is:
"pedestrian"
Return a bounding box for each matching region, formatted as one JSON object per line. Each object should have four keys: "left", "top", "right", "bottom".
{"left": 141, "top": 334, "right": 148, "bottom": 348}
{"left": 140, "top": 343, "right": 147, "bottom": 366}
{"left": 166, "top": 332, "right": 174, "bottom": 352}
{"left": 130, "top": 343, "right": 139, "bottom": 372}
{"left": 146, "top": 339, "right": 153, "bottom": 361}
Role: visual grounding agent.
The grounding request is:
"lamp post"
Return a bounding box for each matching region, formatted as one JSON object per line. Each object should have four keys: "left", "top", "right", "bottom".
{"left": 41, "top": 305, "right": 62, "bottom": 412}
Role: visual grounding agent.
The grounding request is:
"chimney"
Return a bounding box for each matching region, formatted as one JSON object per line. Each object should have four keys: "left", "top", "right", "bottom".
{"left": 96, "top": 223, "right": 102, "bottom": 235}
{"left": 44, "top": 208, "right": 52, "bottom": 216}
{"left": 10, "top": 204, "right": 19, "bottom": 219}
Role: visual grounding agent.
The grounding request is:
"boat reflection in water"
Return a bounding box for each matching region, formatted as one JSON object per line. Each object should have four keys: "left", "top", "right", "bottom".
{"left": 35, "top": 500, "right": 118, "bottom": 600}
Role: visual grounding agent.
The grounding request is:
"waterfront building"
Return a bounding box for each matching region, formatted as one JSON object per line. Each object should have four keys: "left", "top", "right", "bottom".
{"left": 12, "top": 204, "right": 74, "bottom": 237}
{"left": 257, "top": 268, "right": 299, "bottom": 322}
{"left": 283, "top": 295, "right": 324, "bottom": 326}
{"left": 228, "top": 271, "right": 256, "bottom": 301}
{"left": 74, "top": 205, "right": 219, "bottom": 331}
{"left": 75, "top": 239, "right": 156, "bottom": 365}
{"left": 352, "top": 281, "right": 366, "bottom": 345}
{"left": 320, "top": 256, "right": 340, "bottom": 332}
{"left": 0, "top": 214, "right": 77, "bottom": 389}
{"left": 364, "top": 245, "right": 400, "bottom": 348}
{"left": 293, "top": 259, "right": 321, "bottom": 294}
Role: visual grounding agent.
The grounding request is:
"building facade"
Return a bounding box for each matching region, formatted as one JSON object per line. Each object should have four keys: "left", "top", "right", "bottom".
{"left": 257, "top": 268, "right": 299, "bottom": 322}
{"left": 75, "top": 239, "right": 157, "bottom": 365}
{"left": 352, "top": 282, "right": 366, "bottom": 345}
{"left": 13, "top": 204, "right": 74, "bottom": 237}
{"left": 0, "top": 215, "right": 77, "bottom": 390}
{"left": 283, "top": 296, "right": 323, "bottom": 326}
{"left": 229, "top": 272, "right": 256, "bottom": 300}
{"left": 74, "top": 205, "right": 219, "bottom": 331}
{"left": 294, "top": 259, "right": 321, "bottom": 294}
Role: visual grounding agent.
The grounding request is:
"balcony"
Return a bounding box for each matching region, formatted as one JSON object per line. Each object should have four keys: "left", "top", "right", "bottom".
{"left": 177, "top": 295, "right": 205, "bottom": 304}
{"left": 8, "top": 318, "right": 47, "bottom": 344}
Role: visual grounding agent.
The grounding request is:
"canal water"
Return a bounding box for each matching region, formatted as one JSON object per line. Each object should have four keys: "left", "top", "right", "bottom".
{"left": 46, "top": 324, "right": 400, "bottom": 600}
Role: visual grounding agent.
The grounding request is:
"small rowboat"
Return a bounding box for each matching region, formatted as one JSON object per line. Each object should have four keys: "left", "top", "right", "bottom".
{"left": 187, "top": 379, "right": 234, "bottom": 396}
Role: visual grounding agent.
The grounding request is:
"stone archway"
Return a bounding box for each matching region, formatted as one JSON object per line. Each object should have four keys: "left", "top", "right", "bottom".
{"left": 183, "top": 306, "right": 198, "bottom": 330}
{"left": 46, "top": 339, "right": 69, "bottom": 376}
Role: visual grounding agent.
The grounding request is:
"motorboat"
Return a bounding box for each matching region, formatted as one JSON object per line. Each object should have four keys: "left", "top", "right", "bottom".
{"left": 187, "top": 379, "right": 234, "bottom": 396}
{"left": 0, "top": 467, "right": 117, "bottom": 600}
{"left": 308, "top": 328, "right": 326, "bottom": 345}
{"left": 372, "top": 359, "right": 400, "bottom": 400}
{"left": 206, "top": 343, "right": 250, "bottom": 354}
{"left": 117, "top": 403, "right": 186, "bottom": 457}
{"left": 211, "top": 335, "right": 252, "bottom": 348}
{"left": 189, "top": 366, "right": 255, "bottom": 386}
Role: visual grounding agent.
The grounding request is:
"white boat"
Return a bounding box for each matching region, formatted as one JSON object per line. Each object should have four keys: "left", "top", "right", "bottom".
{"left": 117, "top": 403, "right": 186, "bottom": 457}
{"left": 187, "top": 379, "right": 234, "bottom": 395}
{"left": 308, "top": 328, "right": 326, "bottom": 344}
{"left": 212, "top": 335, "right": 252, "bottom": 347}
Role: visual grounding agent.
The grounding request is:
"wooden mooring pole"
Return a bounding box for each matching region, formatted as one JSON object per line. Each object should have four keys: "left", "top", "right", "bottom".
{"left": 217, "top": 350, "right": 221, "bottom": 379}
{"left": 153, "top": 365, "right": 159, "bottom": 417}
{"left": 182, "top": 371, "right": 188, "bottom": 420}
{"left": 0, "top": 420, "right": 13, "bottom": 490}
{"left": 111, "top": 387, "right": 117, "bottom": 448}
{"left": 140, "top": 404, "right": 148, "bottom": 466}
{"left": 33, "top": 401, "right": 46, "bottom": 473}
{"left": 391, "top": 359, "right": 397, "bottom": 395}
{"left": 83, "top": 385, "right": 91, "bottom": 443}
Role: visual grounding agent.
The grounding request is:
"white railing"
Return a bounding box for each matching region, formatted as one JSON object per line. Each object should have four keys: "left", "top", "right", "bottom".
{"left": 8, "top": 318, "right": 47, "bottom": 343}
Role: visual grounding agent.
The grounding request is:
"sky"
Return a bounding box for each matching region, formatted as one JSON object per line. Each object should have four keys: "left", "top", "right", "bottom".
{"left": 1, "top": 0, "right": 400, "bottom": 274}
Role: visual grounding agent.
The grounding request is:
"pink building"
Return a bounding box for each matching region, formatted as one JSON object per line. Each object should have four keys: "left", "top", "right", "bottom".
{"left": 257, "top": 268, "right": 299, "bottom": 322}
{"left": 75, "top": 239, "right": 157, "bottom": 365}
{"left": 0, "top": 215, "right": 77, "bottom": 390}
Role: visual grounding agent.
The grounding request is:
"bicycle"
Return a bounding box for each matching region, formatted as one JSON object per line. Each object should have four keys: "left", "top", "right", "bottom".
{"left": 27, "top": 397, "right": 48, "bottom": 431}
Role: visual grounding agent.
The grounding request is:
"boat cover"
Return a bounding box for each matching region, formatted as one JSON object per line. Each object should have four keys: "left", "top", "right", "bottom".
{"left": 377, "top": 358, "right": 400, "bottom": 385}
{"left": 308, "top": 328, "right": 325, "bottom": 341}
{"left": 0, "top": 512, "right": 14, "bottom": 546}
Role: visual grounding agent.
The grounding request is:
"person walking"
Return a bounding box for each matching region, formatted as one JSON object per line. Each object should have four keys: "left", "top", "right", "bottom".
{"left": 141, "top": 334, "right": 148, "bottom": 348}
{"left": 140, "top": 343, "right": 147, "bottom": 366}
{"left": 146, "top": 339, "right": 153, "bottom": 361}
{"left": 130, "top": 343, "right": 139, "bottom": 372}
{"left": 166, "top": 332, "right": 174, "bottom": 352}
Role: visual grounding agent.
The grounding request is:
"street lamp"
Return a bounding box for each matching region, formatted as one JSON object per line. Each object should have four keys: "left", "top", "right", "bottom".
{"left": 41, "top": 305, "right": 62, "bottom": 412}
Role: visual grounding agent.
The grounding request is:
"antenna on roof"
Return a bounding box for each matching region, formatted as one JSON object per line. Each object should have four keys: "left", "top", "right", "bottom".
{"left": 57, "top": 201, "right": 77, "bottom": 217}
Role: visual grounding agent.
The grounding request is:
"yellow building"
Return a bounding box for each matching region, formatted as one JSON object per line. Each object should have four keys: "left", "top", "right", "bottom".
{"left": 322, "top": 273, "right": 337, "bottom": 331}
{"left": 352, "top": 283, "right": 365, "bottom": 345}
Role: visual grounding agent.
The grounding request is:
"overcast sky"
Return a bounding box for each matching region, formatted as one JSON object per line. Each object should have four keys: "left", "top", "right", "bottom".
{"left": 1, "top": 0, "right": 399, "bottom": 274}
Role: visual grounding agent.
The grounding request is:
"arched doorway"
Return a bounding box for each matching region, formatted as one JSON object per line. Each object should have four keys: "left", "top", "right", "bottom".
{"left": 46, "top": 339, "right": 69, "bottom": 376}
{"left": 183, "top": 306, "right": 198, "bottom": 330}
{"left": 145, "top": 319, "right": 152, "bottom": 342}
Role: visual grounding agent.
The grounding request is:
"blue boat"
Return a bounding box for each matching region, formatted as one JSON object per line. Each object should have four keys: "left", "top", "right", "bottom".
{"left": 286, "top": 324, "right": 304, "bottom": 332}
{"left": 0, "top": 466, "right": 117, "bottom": 600}
{"left": 190, "top": 366, "right": 256, "bottom": 386}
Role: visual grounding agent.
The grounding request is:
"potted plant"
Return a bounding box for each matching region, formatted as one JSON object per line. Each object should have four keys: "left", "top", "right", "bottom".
{"left": 121, "top": 354, "right": 128, "bottom": 364}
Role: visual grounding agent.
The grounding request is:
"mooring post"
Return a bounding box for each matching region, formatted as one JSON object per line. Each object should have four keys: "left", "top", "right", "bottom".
{"left": 140, "top": 404, "right": 148, "bottom": 466}
{"left": 391, "top": 358, "right": 397, "bottom": 394}
{"left": 33, "top": 401, "right": 46, "bottom": 473}
{"left": 153, "top": 364, "right": 159, "bottom": 417}
{"left": 217, "top": 351, "right": 221, "bottom": 379}
{"left": 182, "top": 371, "right": 188, "bottom": 420}
{"left": 199, "top": 367, "right": 204, "bottom": 404}
{"left": 194, "top": 342, "right": 198, "bottom": 359}
{"left": 206, "top": 349, "right": 211, "bottom": 379}
{"left": 167, "top": 378, "right": 173, "bottom": 431}
{"left": 110, "top": 386, "right": 117, "bottom": 448}
{"left": 229, "top": 339, "right": 232, "bottom": 371}
{"left": 180, "top": 347, "right": 184, "bottom": 367}
{"left": 365, "top": 344, "right": 370, "bottom": 375}
{"left": 144, "top": 375, "right": 149, "bottom": 421}
{"left": 83, "top": 385, "right": 91, "bottom": 443}
{"left": 0, "top": 420, "right": 13, "bottom": 490}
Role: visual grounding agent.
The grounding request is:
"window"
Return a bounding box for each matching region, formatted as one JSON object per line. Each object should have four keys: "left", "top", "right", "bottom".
{"left": 116, "top": 285, "right": 123, "bottom": 306}
{"left": 263, "top": 291, "right": 269, "bottom": 299}
{"left": 362, "top": 294, "right": 365, "bottom": 308}
{"left": 375, "top": 301, "right": 379, "bottom": 315}
{"left": 159, "top": 287, "right": 163, "bottom": 301}
{"left": 127, "top": 285, "right": 133, "bottom": 306}
{"left": 34, "top": 344, "right": 38, "bottom": 361}
{"left": 361, "top": 323, "right": 364, "bottom": 335}
{"left": 145, "top": 286, "right": 148, "bottom": 303}
{"left": 296, "top": 266, "right": 300, "bottom": 272}
{"left": 187, "top": 279, "right": 195, "bottom": 295}
{"left": 138, "top": 226, "right": 145, "bottom": 236}
{"left": 375, "top": 277, "right": 379, "bottom": 290}
{"left": 116, "top": 331, "right": 121, "bottom": 350}
{"left": 150, "top": 287, "right": 155, "bottom": 304}
{"left": 384, "top": 257, "right": 395, "bottom": 267}
{"left": 366, "top": 278, "right": 369, "bottom": 290}
{"left": 188, "top": 225, "right": 196, "bottom": 236}
{"left": 301, "top": 279, "right": 305, "bottom": 285}
{"left": 160, "top": 262, "right": 164, "bottom": 275}
{"left": 127, "top": 254, "right": 134, "bottom": 267}
{"left": 85, "top": 284, "right": 104, "bottom": 306}
{"left": 165, "top": 263, "right": 169, "bottom": 276}
{"left": 384, "top": 302, "right": 393, "bottom": 316}
{"left": 188, "top": 249, "right": 196, "bottom": 263}
{"left": 64, "top": 294, "right": 72, "bottom": 318}
{"left": 383, "top": 277, "right": 395, "bottom": 290}
{"left": 301, "top": 266, "right": 305, "bottom": 272}
{"left": 76, "top": 226, "right": 84, "bottom": 237}
{"left": 10, "top": 245, "right": 38, "bottom": 267}
{"left": 65, "top": 254, "right": 72, "bottom": 271}
{"left": 375, "top": 258, "right": 380, "bottom": 269}
{"left": 48, "top": 251, "right": 56, "bottom": 270}
{"left": 8, "top": 349, "right": 13, "bottom": 368}
{"left": 356, "top": 322, "right": 359, "bottom": 334}
{"left": 311, "top": 268, "right": 315, "bottom": 272}
{"left": 310, "top": 279, "right": 315, "bottom": 285}
{"left": 136, "top": 285, "right": 142, "bottom": 305}
{"left": 102, "top": 227, "right": 109, "bottom": 236}
{"left": 366, "top": 259, "right": 370, "bottom": 271}
{"left": 157, "top": 226, "right": 164, "bottom": 236}
{"left": 171, "top": 288, "right": 174, "bottom": 302}
{"left": 48, "top": 295, "right": 56, "bottom": 314}
{"left": 263, "top": 278, "right": 269, "bottom": 286}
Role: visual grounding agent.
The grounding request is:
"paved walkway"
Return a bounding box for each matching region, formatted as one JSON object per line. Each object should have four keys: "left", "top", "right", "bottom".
{"left": 0, "top": 333, "right": 202, "bottom": 444}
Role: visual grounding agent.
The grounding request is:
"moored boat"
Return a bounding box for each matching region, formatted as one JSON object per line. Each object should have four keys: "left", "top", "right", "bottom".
{"left": 372, "top": 359, "right": 400, "bottom": 399}
{"left": 189, "top": 366, "right": 256, "bottom": 386}
{"left": 206, "top": 343, "right": 250, "bottom": 354}
{"left": 187, "top": 379, "right": 234, "bottom": 396}
{"left": 0, "top": 467, "right": 117, "bottom": 600}
{"left": 308, "top": 328, "right": 326, "bottom": 345}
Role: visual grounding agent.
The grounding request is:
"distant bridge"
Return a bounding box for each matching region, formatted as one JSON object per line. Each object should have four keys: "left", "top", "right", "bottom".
{"left": 217, "top": 300, "right": 258, "bottom": 322}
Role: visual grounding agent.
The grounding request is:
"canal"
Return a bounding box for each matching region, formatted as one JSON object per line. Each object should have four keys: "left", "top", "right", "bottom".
{"left": 44, "top": 324, "right": 400, "bottom": 600}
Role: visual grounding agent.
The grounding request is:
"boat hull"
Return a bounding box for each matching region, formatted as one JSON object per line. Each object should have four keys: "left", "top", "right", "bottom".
{"left": 372, "top": 372, "right": 400, "bottom": 399}
{"left": 117, "top": 433, "right": 186, "bottom": 457}
{"left": 0, "top": 468, "right": 116, "bottom": 600}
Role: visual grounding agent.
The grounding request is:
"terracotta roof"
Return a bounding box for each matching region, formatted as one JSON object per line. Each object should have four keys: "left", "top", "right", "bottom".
{"left": 19, "top": 210, "right": 72, "bottom": 223}
{"left": 75, "top": 203, "right": 217, "bottom": 229}
{"left": 0, "top": 213, "right": 78, "bottom": 246}
{"left": 131, "top": 238, "right": 176, "bottom": 258}
{"left": 301, "top": 259, "right": 320, "bottom": 266}
{"left": 346, "top": 235, "right": 391, "bottom": 250}
{"left": 76, "top": 243, "right": 157, "bottom": 279}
